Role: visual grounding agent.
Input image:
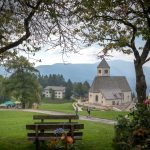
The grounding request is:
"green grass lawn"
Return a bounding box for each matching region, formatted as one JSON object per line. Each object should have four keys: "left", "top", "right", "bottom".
{"left": 38, "top": 102, "right": 128, "bottom": 120}
{"left": 0, "top": 110, "right": 114, "bottom": 150}
{"left": 39, "top": 102, "right": 74, "bottom": 114}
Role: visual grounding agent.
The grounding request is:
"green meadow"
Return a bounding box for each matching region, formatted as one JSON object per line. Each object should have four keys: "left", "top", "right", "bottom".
{"left": 39, "top": 102, "right": 128, "bottom": 120}
{"left": 0, "top": 110, "right": 114, "bottom": 150}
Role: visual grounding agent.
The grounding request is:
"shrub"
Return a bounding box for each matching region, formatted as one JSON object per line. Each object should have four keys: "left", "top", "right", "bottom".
{"left": 113, "top": 103, "right": 150, "bottom": 150}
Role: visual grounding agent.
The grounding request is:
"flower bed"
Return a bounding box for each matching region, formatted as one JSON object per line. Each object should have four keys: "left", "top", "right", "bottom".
{"left": 113, "top": 100, "right": 150, "bottom": 150}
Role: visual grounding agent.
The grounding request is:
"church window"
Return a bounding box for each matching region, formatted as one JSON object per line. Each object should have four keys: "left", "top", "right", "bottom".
{"left": 128, "top": 95, "right": 129, "bottom": 100}
{"left": 104, "top": 70, "right": 108, "bottom": 74}
{"left": 95, "top": 95, "right": 98, "bottom": 102}
{"left": 112, "top": 101, "right": 115, "bottom": 105}
{"left": 99, "top": 70, "right": 101, "bottom": 73}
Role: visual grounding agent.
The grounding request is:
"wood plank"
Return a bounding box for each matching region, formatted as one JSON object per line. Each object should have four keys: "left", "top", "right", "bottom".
{"left": 28, "top": 132, "right": 83, "bottom": 137}
{"left": 28, "top": 136, "right": 82, "bottom": 141}
{"left": 34, "top": 122, "right": 78, "bottom": 125}
{"left": 33, "top": 115, "right": 79, "bottom": 120}
{"left": 26, "top": 124, "right": 84, "bottom": 130}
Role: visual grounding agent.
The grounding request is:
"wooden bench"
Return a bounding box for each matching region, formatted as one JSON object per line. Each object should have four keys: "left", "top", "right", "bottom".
{"left": 33, "top": 114, "right": 79, "bottom": 123}
{"left": 26, "top": 115, "right": 84, "bottom": 150}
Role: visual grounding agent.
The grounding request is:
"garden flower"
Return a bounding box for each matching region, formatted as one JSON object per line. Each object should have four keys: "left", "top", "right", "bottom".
{"left": 143, "top": 99, "right": 150, "bottom": 110}
{"left": 133, "top": 128, "right": 148, "bottom": 137}
{"left": 143, "top": 99, "right": 150, "bottom": 105}
{"left": 66, "top": 136, "right": 73, "bottom": 144}
{"left": 54, "top": 128, "right": 64, "bottom": 135}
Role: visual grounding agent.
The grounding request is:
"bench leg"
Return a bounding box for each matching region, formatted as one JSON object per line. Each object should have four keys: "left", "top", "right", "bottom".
{"left": 65, "top": 141, "right": 68, "bottom": 150}
{"left": 35, "top": 139, "right": 39, "bottom": 150}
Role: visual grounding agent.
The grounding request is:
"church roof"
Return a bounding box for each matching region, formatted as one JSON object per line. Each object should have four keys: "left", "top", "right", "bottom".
{"left": 100, "top": 89, "right": 123, "bottom": 100}
{"left": 97, "top": 58, "right": 110, "bottom": 68}
{"left": 89, "top": 76, "right": 131, "bottom": 94}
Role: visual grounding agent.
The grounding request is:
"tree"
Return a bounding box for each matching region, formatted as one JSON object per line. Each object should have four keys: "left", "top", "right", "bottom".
{"left": 65, "top": 79, "right": 73, "bottom": 99}
{"left": 7, "top": 72, "right": 41, "bottom": 108}
{"left": 4, "top": 56, "right": 41, "bottom": 108}
{"left": 0, "top": 75, "right": 9, "bottom": 103}
{"left": 0, "top": 0, "right": 79, "bottom": 55}
{"left": 74, "top": 0, "right": 150, "bottom": 103}
{"left": 73, "top": 82, "right": 84, "bottom": 98}
{"left": 38, "top": 74, "right": 66, "bottom": 88}
{"left": 82, "top": 81, "right": 90, "bottom": 97}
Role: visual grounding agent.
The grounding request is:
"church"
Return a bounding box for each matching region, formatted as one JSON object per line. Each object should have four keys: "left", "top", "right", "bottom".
{"left": 89, "top": 59, "right": 132, "bottom": 106}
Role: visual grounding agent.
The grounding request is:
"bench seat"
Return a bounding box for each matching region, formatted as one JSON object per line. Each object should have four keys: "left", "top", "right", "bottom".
{"left": 26, "top": 123, "right": 84, "bottom": 130}
{"left": 27, "top": 132, "right": 83, "bottom": 141}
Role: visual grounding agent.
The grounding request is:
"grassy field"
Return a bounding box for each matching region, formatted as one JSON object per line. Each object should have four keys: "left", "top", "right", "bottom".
{"left": 38, "top": 102, "right": 128, "bottom": 120}
{"left": 39, "top": 102, "right": 74, "bottom": 114}
{"left": 0, "top": 110, "right": 114, "bottom": 150}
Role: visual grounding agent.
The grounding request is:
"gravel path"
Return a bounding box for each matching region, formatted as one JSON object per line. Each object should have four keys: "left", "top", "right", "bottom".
{"left": 23, "top": 109, "right": 117, "bottom": 125}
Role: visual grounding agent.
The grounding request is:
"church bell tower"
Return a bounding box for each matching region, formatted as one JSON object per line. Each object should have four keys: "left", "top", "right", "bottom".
{"left": 97, "top": 58, "right": 110, "bottom": 76}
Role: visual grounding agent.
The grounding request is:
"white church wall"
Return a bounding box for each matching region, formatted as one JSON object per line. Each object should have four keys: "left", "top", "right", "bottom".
{"left": 89, "top": 92, "right": 106, "bottom": 105}
{"left": 105, "top": 99, "right": 122, "bottom": 105}
{"left": 123, "top": 92, "right": 132, "bottom": 102}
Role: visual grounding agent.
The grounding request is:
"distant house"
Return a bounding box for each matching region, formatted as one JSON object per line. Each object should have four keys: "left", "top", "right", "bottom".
{"left": 89, "top": 58, "right": 132, "bottom": 106}
{"left": 43, "top": 86, "right": 65, "bottom": 99}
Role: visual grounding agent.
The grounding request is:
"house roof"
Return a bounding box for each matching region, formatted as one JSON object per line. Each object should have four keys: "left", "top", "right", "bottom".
{"left": 44, "top": 86, "right": 65, "bottom": 91}
{"left": 97, "top": 58, "right": 110, "bottom": 68}
{"left": 89, "top": 76, "right": 131, "bottom": 93}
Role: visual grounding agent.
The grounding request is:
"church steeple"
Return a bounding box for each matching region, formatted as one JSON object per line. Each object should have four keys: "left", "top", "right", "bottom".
{"left": 97, "top": 58, "right": 110, "bottom": 76}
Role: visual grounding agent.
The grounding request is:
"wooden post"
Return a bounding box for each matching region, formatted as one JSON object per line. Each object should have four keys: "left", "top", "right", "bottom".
{"left": 71, "top": 125, "right": 75, "bottom": 143}
{"left": 35, "top": 139, "right": 39, "bottom": 150}
{"left": 65, "top": 133, "right": 68, "bottom": 150}
{"left": 35, "top": 125, "right": 39, "bottom": 150}
{"left": 41, "top": 118, "right": 44, "bottom": 123}
{"left": 69, "top": 118, "right": 71, "bottom": 123}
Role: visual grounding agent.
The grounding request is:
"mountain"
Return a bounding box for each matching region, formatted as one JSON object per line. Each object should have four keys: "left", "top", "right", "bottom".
{"left": 0, "top": 60, "right": 150, "bottom": 94}
{"left": 36, "top": 60, "right": 150, "bottom": 94}
{"left": 36, "top": 63, "right": 96, "bottom": 84}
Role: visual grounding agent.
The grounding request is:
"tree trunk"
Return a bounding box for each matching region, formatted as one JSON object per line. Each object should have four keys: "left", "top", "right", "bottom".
{"left": 22, "top": 102, "right": 26, "bottom": 109}
{"left": 134, "top": 60, "right": 147, "bottom": 103}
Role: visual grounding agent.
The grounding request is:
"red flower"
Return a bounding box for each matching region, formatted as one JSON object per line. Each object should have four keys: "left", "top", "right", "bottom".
{"left": 144, "top": 99, "right": 150, "bottom": 105}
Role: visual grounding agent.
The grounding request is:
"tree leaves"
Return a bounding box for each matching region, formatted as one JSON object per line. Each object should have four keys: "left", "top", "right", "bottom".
{"left": 2, "top": 55, "right": 41, "bottom": 108}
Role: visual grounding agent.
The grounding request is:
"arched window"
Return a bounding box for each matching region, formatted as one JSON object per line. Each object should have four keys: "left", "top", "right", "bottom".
{"left": 104, "top": 69, "right": 108, "bottom": 74}
{"left": 95, "top": 95, "right": 98, "bottom": 102}
{"left": 112, "top": 101, "right": 115, "bottom": 105}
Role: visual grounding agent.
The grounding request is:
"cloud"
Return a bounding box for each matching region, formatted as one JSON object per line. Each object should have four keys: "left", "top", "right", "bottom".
{"left": 29, "top": 45, "right": 100, "bottom": 66}
{"left": 23, "top": 38, "right": 150, "bottom": 67}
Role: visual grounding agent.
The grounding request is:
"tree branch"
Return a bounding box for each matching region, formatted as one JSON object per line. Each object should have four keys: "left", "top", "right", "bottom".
{"left": 141, "top": 39, "right": 150, "bottom": 64}
{"left": 145, "top": 57, "right": 150, "bottom": 63}
{"left": 0, "top": 0, "right": 42, "bottom": 54}
{"left": 96, "top": 15, "right": 140, "bottom": 60}
{"left": 138, "top": 0, "right": 150, "bottom": 29}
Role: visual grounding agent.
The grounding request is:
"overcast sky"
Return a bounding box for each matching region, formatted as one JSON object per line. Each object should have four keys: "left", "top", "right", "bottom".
{"left": 22, "top": 37, "right": 150, "bottom": 67}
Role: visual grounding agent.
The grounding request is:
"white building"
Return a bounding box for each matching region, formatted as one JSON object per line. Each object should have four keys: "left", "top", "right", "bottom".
{"left": 43, "top": 86, "right": 65, "bottom": 99}
{"left": 89, "top": 58, "right": 132, "bottom": 106}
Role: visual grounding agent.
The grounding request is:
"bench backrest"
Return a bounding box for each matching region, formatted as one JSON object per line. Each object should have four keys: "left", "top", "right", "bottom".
{"left": 26, "top": 123, "right": 84, "bottom": 131}
{"left": 33, "top": 115, "right": 79, "bottom": 123}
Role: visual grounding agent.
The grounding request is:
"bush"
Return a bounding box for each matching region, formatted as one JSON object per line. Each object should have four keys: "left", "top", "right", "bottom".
{"left": 113, "top": 104, "right": 150, "bottom": 150}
